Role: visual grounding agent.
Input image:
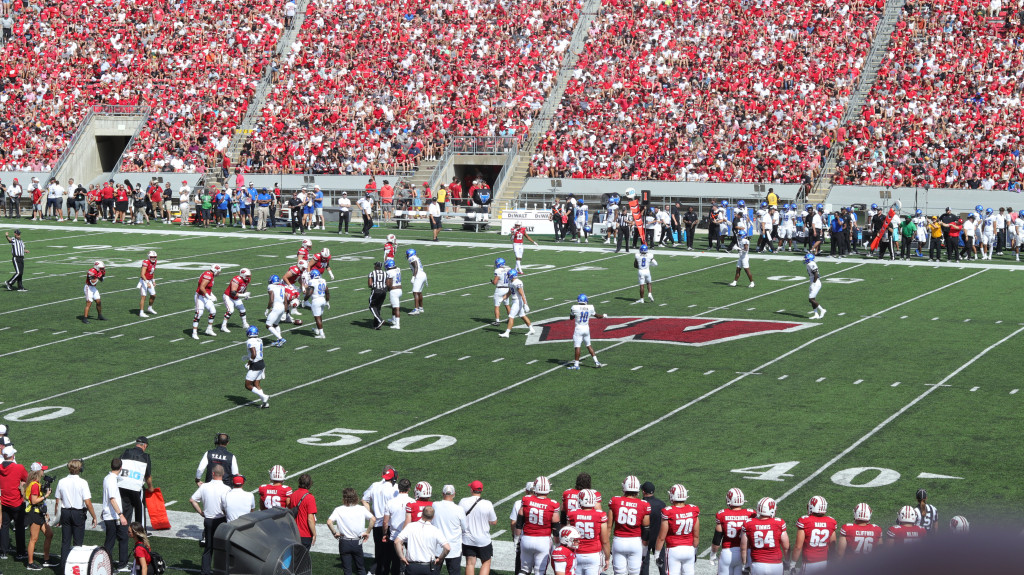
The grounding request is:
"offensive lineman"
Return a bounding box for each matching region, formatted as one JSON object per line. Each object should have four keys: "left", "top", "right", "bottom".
{"left": 384, "top": 234, "right": 397, "bottom": 265}
{"left": 567, "top": 489, "right": 609, "bottom": 575}
{"left": 310, "top": 247, "right": 334, "bottom": 280}
{"left": 510, "top": 222, "right": 537, "bottom": 273}
{"left": 192, "top": 264, "right": 222, "bottom": 339}
{"left": 608, "top": 476, "right": 651, "bottom": 575}
{"left": 836, "top": 503, "right": 881, "bottom": 558}
{"left": 491, "top": 258, "right": 512, "bottom": 325}
{"left": 653, "top": 485, "right": 699, "bottom": 575}
{"left": 515, "top": 476, "right": 560, "bottom": 575}
{"left": 221, "top": 268, "right": 253, "bottom": 332}
{"left": 384, "top": 261, "right": 401, "bottom": 329}
{"left": 138, "top": 251, "right": 158, "bottom": 317}
{"left": 888, "top": 506, "right": 926, "bottom": 545}
{"left": 567, "top": 294, "right": 605, "bottom": 370}
{"left": 306, "top": 269, "right": 330, "bottom": 338}
{"left": 710, "top": 488, "right": 754, "bottom": 575}
{"left": 244, "top": 326, "right": 270, "bottom": 408}
{"left": 499, "top": 270, "right": 535, "bottom": 338}
{"left": 282, "top": 260, "right": 308, "bottom": 317}
{"left": 82, "top": 260, "right": 107, "bottom": 324}
{"left": 804, "top": 253, "right": 825, "bottom": 319}
{"left": 298, "top": 238, "right": 312, "bottom": 264}
{"left": 634, "top": 244, "right": 656, "bottom": 303}
{"left": 739, "top": 498, "right": 790, "bottom": 575}
{"left": 406, "top": 249, "right": 428, "bottom": 315}
{"left": 728, "top": 232, "right": 754, "bottom": 288}
{"left": 791, "top": 496, "right": 836, "bottom": 574}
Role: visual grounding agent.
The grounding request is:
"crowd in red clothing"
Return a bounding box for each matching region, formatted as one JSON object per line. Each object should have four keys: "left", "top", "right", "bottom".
{"left": 241, "top": 0, "right": 579, "bottom": 175}
{"left": 0, "top": 0, "right": 282, "bottom": 173}
{"left": 832, "top": 0, "right": 1024, "bottom": 190}
{"left": 531, "top": 0, "right": 883, "bottom": 183}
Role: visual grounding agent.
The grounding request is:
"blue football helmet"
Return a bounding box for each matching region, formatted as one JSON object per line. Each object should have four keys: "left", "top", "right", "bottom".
{"left": 269, "top": 274, "right": 281, "bottom": 284}
{"left": 915, "top": 209, "right": 922, "bottom": 215}
{"left": 804, "top": 253, "right": 815, "bottom": 263}
{"left": 806, "top": 204, "right": 813, "bottom": 210}
{"left": 871, "top": 203, "right": 878, "bottom": 210}
{"left": 246, "top": 326, "right": 259, "bottom": 337}
{"left": 495, "top": 257, "right": 506, "bottom": 268}
{"left": 1019, "top": 210, "right": 1024, "bottom": 219}
{"left": 406, "top": 249, "right": 416, "bottom": 258}
{"left": 640, "top": 244, "right": 649, "bottom": 253}
{"left": 385, "top": 260, "right": 396, "bottom": 270}
{"left": 976, "top": 205, "right": 984, "bottom": 212}
{"left": 583, "top": 225, "right": 592, "bottom": 233}
{"left": 310, "top": 270, "right": 321, "bottom": 279}
{"left": 577, "top": 294, "right": 588, "bottom": 303}
{"left": 816, "top": 204, "right": 824, "bottom": 210}
{"left": 737, "top": 200, "right": 746, "bottom": 207}
{"left": 761, "top": 201, "right": 768, "bottom": 208}
{"left": 722, "top": 200, "right": 729, "bottom": 207}
{"left": 986, "top": 208, "right": 993, "bottom": 214}
{"left": 506, "top": 269, "right": 518, "bottom": 282}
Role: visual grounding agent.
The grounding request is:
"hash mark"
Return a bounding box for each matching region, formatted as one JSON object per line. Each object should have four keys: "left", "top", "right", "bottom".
{"left": 688, "top": 304, "right": 697, "bottom": 308}
{"left": 703, "top": 370, "right": 714, "bottom": 375}
{"left": 295, "top": 345, "right": 308, "bottom": 351}
{"left": 659, "top": 303, "right": 667, "bottom": 307}
{"left": 458, "top": 356, "right": 471, "bottom": 361}
{"left": 838, "top": 312, "right": 846, "bottom": 316}
{"left": 996, "top": 320, "right": 1003, "bottom": 324}
{"left": 527, "top": 359, "right": 538, "bottom": 365}
{"left": 170, "top": 338, "right": 183, "bottom": 342}
{"left": 1011, "top": 389, "right": 1019, "bottom": 395}
{"left": 631, "top": 366, "right": 643, "bottom": 371}
{"left": 747, "top": 307, "right": 756, "bottom": 311}
{"left": 776, "top": 310, "right": 785, "bottom": 313}
{"left": 201, "top": 340, "right": 214, "bottom": 344}
{"left": 891, "top": 382, "right": 900, "bottom": 387}
{"left": 900, "top": 315, "right": 908, "bottom": 319}
{"left": 970, "top": 386, "right": 979, "bottom": 392}
{"left": 0, "top": 327, "right": 8, "bottom": 331}
{"left": 461, "top": 293, "right": 471, "bottom": 297}
{"left": 492, "top": 357, "right": 504, "bottom": 363}
{"left": 931, "top": 317, "right": 939, "bottom": 321}
{"left": 110, "top": 334, "right": 123, "bottom": 339}
{"left": 52, "top": 331, "right": 67, "bottom": 335}
{"left": 24, "top": 328, "right": 37, "bottom": 333}
{"left": 359, "top": 349, "right": 372, "bottom": 354}
{"left": 545, "top": 297, "right": 554, "bottom": 301}
{"left": 778, "top": 375, "right": 788, "bottom": 380}
{"left": 964, "top": 318, "right": 971, "bottom": 322}
{"left": 139, "top": 336, "right": 153, "bottom": 341}
{"left": 327, "top": 347, "right": 340, "bottom": 352}
{"left": 601, "top": 300, "right": 610, "bottom": 304}
{"left": 816, "top": 377, "right": 826, "bottom": 382}
{"left": 667, "top": 368, "right": 678, "bottom": 373}
{"left": 425, "top": 353, "right": 437, "bottom": 358}
{"left": 853, "top": 379, "right": 864, "bottom": 385}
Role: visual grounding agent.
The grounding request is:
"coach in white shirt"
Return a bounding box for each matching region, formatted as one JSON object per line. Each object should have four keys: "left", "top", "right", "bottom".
{"left": 224, "top": 476, "right": 255, "bottom": 522}
{"left": 384, "top": 478, "right": 414, "bottom": 542}
{"left": 179, "top": 181, "right": 192, "bottom": 226}
{"left": 432, "top": 485, "right": 467, "bottom": 575}
{"left": 190, "top": 465, "right": 230, "bottom": 575}
{"left": 328, "top": 487, "right": 376, "bottom": 575}
{"left": 362, "top": 466, "right": 399, "bottom": 575}
{"left": 54, "top": 459, "right": 98, "bottom": 572}
{"left": 459, "top": 481, "right": 497, "bottom": 575}
{"left": 102, "top": 458, "right": 130, "bottom": 568}
{"left": 395, "top": 506, "right": 450, "bottom": 575}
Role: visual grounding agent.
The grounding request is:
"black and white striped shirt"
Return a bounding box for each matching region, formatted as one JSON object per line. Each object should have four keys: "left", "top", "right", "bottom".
{"left": 916, "top": 504, "right": 938, "bottom": 532}
{"left": 368, "top": 269, "right": 387, "bottom": 292}
{"left": 9, "top": 237, "right": 25, "bottom": 257}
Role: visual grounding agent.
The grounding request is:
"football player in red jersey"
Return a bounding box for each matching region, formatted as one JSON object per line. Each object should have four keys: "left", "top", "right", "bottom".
{"left": 405, "top": 482, "right": 434, "bottom": 524}
{"left": 739, "top": 497, "right": 789, "bottom": 575}
{"left": 310, "top": 248, "right": 334, "bottom": 280}
{"left": 791, "top": 496, "right": 836, "bottom": 573}
{"left": 282, "top": 260, "right": 308, "bottom": 318}
{"left": 608, "top": 476, "right": 651, "bottom": 575}
{"left": 82, "top": 260, "right": 106, "bottom": 324}
{"left": 384, "top": 234, "right": 397, "bottom": 265}
{"left": 710, "top": 488, "right": 754, "bottom": 575}
{"left": 563, "top": 473, "right": 603, "bottom": 515}
{"left": 137, "top": 251, "right": 158, "bottom": 318}
{"left": 298, "top": 238, "right": 312, "bottom": 264}
{"left": 567, "top": 489, "right": 609, "bottom": 575}
{"left": 259, "top": 465, "right": 293, "bottom": 510}
{"left": 510, "top": 222, "right": 537, "bottom": 273}
{"left": 192, "top": 264, "right": 222, "bottom": 340}
{"left": 887, "top": 506, "right": 926, "bottom": 545}
{"left": 654, "top": 485, "right": 699, "bottom": 575}
{"left": 221, "top": 268, "right": 253, "bottom": 332}
{"left": 516, "top": 476, "right": 561, "bottom": 575}
{"left": 837, "top": 503, "right": 881, "bottom": 557}
{"left": 552, "top": 526, "right": 580, "bottom": 575}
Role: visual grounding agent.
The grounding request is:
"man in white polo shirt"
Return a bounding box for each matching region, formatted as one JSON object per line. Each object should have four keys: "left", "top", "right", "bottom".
{"left": 224, "top": 475, "right": 255, "bottom": 522}
{"left": 510, "top": 482, "right": 533, "bottom": 575}
{"left": 53, "top": 459, "right": 98, "bottom": 573}
{"left": 459, "top": 481, "right": 498, "bottom": 575}
{"left": 190, "top": 465, "right": 230, "bottom": 575}
{"left": 395, "top": 506, "right": 451, "bottom": 575}
{"left": 384, "top": 479, "right": 415, "bottom": 575}
{"left": 363, "top": 466, "right": 399, "bottom": 575}
{"left": 432, "top": 485, "right": 467, "bottom": 575}
{"left": 101, "top": 458, "right": 130, "bottom": 569}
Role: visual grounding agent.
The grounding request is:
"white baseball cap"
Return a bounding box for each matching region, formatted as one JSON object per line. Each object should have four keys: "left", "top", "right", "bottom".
{"left": 2, "top": 446, "right": 16, "bottom": 457}
{"left": 31, "top": 462, "right": 48, "bottom": 472}
{"left": 0, "top": 424, "right": 7, "bottom": 434}
{"left": 442, "top": 485, "right": 456, "bottom": 496}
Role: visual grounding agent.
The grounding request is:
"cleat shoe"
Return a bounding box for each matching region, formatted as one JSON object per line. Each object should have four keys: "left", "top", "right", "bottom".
{"left": 498, "top": 331, "right": 510, "bottom": 338}
{"left": 817, "top": 307, "right": 827, "bottom": 319}
{"left": 527, "top": 327, "right": 536, "bottom": 335}
{"left": 260, "top": 402, "right": 270, "bottom": 409}
{"left": 148, "top": 307, "right": 157, "bottom": 314}
{"left": 205, "top": 327, "right": 217, "bottom": 336}
{"left": 139, "top": 311, "right": 148, "bottom": 318}
{"left": 748, "top": 282, "right": 755, "bottom": 288}
{"left": 636, "top": 299, "right": 644, "bottom": 304}
{"left": 648, "top": 294, "right": 654, "bottom": 301}
{"left": 728, "top": 281, "right": 737, "bottom": 287}
{"left": 567, "top": 365, "right": 580, "bottom": 370}
{"left": 97, "top": 315, "right": 106, "bottom": 321}
{"left": 220, "top": 325, "right": 230, "bottom": 333}
{"left": 191, "top": 331, "right": 199, "bottom": 340}
{"left": 594, "top": 361, "right": 604, "bottom": 368}
{"left": 314, "top": 333, "right": 326, "bottom": 338}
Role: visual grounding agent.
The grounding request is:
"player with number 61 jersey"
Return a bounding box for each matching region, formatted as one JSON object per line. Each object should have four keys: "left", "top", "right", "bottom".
{"left": 516, "top": 476, "right": 560, "bottom": 575}
{"left": 711, "top": 488, "right": 755, "bottom": 575}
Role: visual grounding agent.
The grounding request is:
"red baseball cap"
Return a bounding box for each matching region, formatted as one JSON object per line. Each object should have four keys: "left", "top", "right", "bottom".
{"left": 382, "top": 468, "right": 396, "bottom": 480}
{"left": 468, "top": 480, "right": 483, "bottom": 491}
{"left": 232, "top": 475, "right": 245, "bottom": 486}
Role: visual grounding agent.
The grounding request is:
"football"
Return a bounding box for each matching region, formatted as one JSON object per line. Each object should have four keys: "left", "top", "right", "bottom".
{"left": 293, "top": 319, "right": 303, "bottom": 326}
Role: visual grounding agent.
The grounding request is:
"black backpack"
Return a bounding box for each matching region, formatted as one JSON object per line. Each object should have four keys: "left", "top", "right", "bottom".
{"left": 139, "top": 544, "right": 166, "bottom": 575}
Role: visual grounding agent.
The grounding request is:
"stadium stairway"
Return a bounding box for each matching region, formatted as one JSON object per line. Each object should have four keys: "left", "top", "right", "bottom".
{"left": 805, "top": 0, "right": 908, "bottom": 205}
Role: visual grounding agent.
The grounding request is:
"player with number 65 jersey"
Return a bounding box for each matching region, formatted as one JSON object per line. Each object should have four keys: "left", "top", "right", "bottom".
{"left": 711, "top": 488, "right": 754, "bottom": 575}
{"left": 566, "top": 489, "right": 609, "bottom": 575}
{"left": 259, "top": 465, "right": 293, "bottom": 510}
{"left": 837, "top": 503, "right": 881, "bottom": 558}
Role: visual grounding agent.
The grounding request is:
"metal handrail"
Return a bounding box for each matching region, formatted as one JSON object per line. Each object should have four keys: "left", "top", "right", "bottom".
{"left": 492, "top": 142, "right": 521, "bottom": 197}
{"left": 111, "top": 105, "right": 154, "bottom": 176}
{"left": 47, "top": 109, "right": 95, "bottom": 182}
{"left": 426, "top": 144, "right": 456, "bottom": 191}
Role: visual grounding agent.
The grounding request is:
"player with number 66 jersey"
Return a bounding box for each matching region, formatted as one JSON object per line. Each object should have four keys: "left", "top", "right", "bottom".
{"left": 711, "top": 488, "right": 754, "bottom": 575}
{"left": 608, "top": 476, "right": 651, "bottom": 575}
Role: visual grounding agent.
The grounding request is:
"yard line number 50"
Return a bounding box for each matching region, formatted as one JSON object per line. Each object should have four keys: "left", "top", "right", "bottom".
{"left": 297, "top": 428, "right": 456, "bottom": 453}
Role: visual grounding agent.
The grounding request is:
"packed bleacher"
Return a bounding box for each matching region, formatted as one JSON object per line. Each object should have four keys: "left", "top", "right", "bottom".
{"left": 0, "top": 0, "right": 283, "bottom": 174}
{"left": 241, "top": 0, "right": 581, "bottom": 175}
{"left": 530, "top": 0, "right": 884, "bottom": 183}
{"left": 832, "top": 0, "right": 1024, "bottom": 189}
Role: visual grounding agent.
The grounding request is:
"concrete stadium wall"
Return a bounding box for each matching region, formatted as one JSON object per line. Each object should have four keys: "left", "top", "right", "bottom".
{"left": 520, "top": 177, "right": 804, "bottom": 201}
{"left": 826, "top": 186, "right": 1022, "bottom": 214}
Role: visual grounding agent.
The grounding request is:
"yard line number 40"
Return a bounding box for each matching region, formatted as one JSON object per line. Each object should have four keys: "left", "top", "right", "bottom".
{"left": 732, "top": 461, "right": 908, "bottom": 488}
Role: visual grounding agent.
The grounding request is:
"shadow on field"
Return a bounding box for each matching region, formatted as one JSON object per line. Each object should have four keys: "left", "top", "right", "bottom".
{"left": 224, "top": 395, "right": 254, "bottom": 406}
{"left": 776, "top": 311, "right": 811, "bottom": 319}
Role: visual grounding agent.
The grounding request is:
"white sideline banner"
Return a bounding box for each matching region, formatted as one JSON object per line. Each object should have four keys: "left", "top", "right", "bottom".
{"left": 500, "top": 210, "right": 555, "bottom": 235}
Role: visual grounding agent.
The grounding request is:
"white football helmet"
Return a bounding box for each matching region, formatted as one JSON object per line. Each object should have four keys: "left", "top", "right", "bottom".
{"left": 853, "top": 503, "right": 872, "bottom": 522}
{"left": 289, "top": 299, "right": 299, "bottom": 309}
{"left": 301, "top": 239, "right": 312, "bottom": 249}
{"left": 668, "top": 484, "right": 688, "bottom": 502}
{"left": 269, "top": 465, "right": 286, "bottom": 481}
{"left": 949, "top": 515, "right": 969, "bottom": 533}
{"left": 386, "top": 234, "right": 397, "bottom": 244}
{"left": 239, "top": 268, "right": 252, "bottom": 279}
{"left": 321, "top": 248, "right": 331, "bottom": 258}
{"left": 558, "top": 526, "right": 581, "bottom": 550}
{"left": 533, "top": 476, "right": 551, "bottom": 495}
{"left": 578, "top": 489, "right": 598, "bottom": 509}
{"left": 726, "top": 488, "right": 746, "bottom": 507}
{"left": 94, "top": 260, "right": 105, "bottom": 269}
{"left": 757, "top": 497, "right": 777, "bottom": 518}
{"left": 622, "top": 475, "right": 641, "bottom": 493}
{"left": 415, "top": 481, "right": 433, "bottom": 499}
{"left": 897, "top": 506, "right": 919, "bottom": 524}
{"left": 298, "top": 260, "right": 308, "bottom": 270}
{"left": 210, "top": 264, "right": 222, "bottom": 275}
{"left": 147, "top": 250, "right": 157, "bottom": 260}
{"left": 807, "top": 496, "right": 828, "bottom": 515}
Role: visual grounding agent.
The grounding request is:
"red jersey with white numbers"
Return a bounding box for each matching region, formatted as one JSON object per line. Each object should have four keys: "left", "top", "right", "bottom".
{"left": 608, "top": 496, "right": 650, "bottom": 538}
{"left": 196, "top": 270, "right": 215, "bottom": 295}
{"left": 284, "top": 286, "right": 300, "bottom": 303}
{"left": 796, "top": 514, "right": 837, "bottom": 563}
{"left": 567, "top": 509, "right": 607, "bottom": 554}
{"left": 224, "top": 275, "right": 251, "bottom": 298}
{"left": 715, "top": 508, "right": 755, "bottom": 548}
{"left": 86, "top": 267, "right": 105, "bottom": 286}
{"left": 551, "top": 545, "right": 576, "bottom": 575}
{"left": 384, "top": 243, "right": 396, "bottom": 260}
{"left": 839, "top": 523, "right": 881, "bottom": 555}
{"left": 887, "top": 524, "right": 926, "bottom": 544}
{"left": 141, "top": 259, "right": 156, "bottom": 280}
{"left": 742, "top": 517, "right": 787, "bottom": 564}
{"left": 521, "top": 495, "right": 560, "bottom": 537}
{"left": 406, "top": 500, "right": 433, "bottom": 523}
{"left": 563, "top": 489, "right": 603, "bottom": 514}
{"left": 662, "top": 504, "right": 700, "bottom": 547}
{"left": 284, "top": 265, "right": 302, "bottom": 285}
{"left": 258, "top": 484, "right": 293, "bottom": 509}
{"left": 297, "top": 247, "right": 309, "bottom": 262}
{"left": 310, "top": 254, "right": 331, "bottom": 274}
{"left": 512, "top": 228, "right": 526, "bottom": 243}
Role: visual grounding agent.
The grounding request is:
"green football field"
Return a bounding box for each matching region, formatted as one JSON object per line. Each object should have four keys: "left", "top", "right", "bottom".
{"left": 0, "top": 221, "right": 1021, "bottom": 573}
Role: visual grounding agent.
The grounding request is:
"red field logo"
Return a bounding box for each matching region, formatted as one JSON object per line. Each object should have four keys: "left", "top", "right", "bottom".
{"left": 525, "top": 316, "right": 816, "bottom": 346}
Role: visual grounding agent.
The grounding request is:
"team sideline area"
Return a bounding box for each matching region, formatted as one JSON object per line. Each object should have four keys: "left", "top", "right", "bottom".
{"left": 1, "top": 223, "right": 1022, "bottom": 575}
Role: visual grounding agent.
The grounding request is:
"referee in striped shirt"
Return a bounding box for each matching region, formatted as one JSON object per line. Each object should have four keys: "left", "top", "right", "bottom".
{"left": 368, "top": 261, "right": 388, "bottom": 330}
{"left": 915, "top": 489, "right": 938, "bottom": 532}
{"left": 5, "top": 229, "right": 26, "bottom": 291}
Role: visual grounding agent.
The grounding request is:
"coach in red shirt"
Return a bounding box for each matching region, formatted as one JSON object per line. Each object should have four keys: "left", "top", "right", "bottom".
{"left": 0, "top": 445, "right": 28, "bottom": 559}
{"left": 290, "top": 474, "right": 317, "bottom": 550}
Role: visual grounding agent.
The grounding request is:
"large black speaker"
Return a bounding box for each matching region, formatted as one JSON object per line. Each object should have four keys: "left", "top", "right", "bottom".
{"left": 212, "top": 507, "right": 311, "bottom": 575}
